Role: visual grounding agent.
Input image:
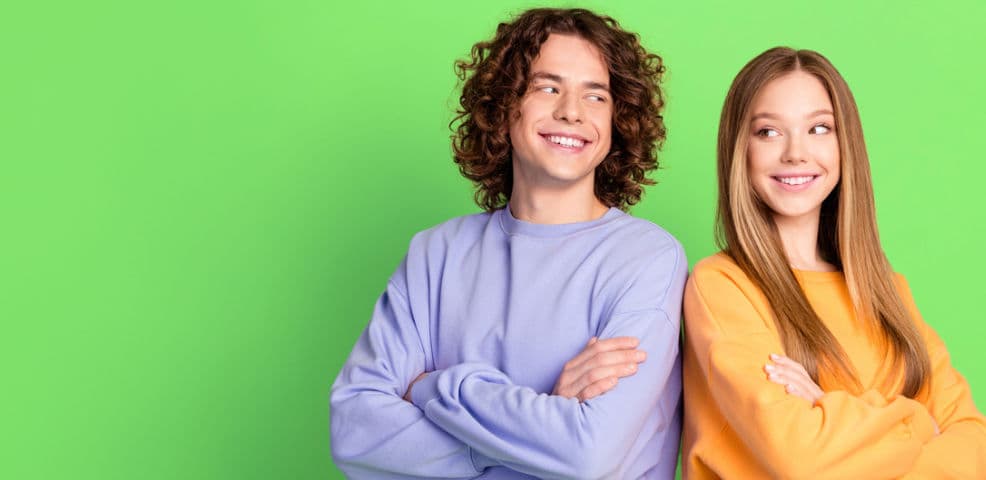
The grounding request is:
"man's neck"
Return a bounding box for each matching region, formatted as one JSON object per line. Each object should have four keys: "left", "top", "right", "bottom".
{"left": 508, "top": 186, "right": 610, "bottom": 225}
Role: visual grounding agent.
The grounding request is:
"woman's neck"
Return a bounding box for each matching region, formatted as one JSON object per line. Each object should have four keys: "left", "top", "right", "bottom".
{"left": 774, "top": 213, "right": 837, "bottom": 272}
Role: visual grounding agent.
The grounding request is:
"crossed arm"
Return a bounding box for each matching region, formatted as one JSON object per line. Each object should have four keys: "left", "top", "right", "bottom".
{"left": 686, "top": 268, "right": 986, "bottom": 479}
{"left": 331, "top": 249, "right": 685, "bottom": 479}
{"left": 405, "top": 336, "right": 644, "bottom": 403}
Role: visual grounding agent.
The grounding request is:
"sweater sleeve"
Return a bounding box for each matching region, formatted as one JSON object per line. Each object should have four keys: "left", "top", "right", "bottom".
{"left": 897, "top": 277, "right": 986, "bottom": 479}
{"left": 408, "top": 240, "right": 687, "bottom": 480}
{"left": 684, "top": 263, "right": 940, "bottom": 479}
{"left": 329, "top": 259, "right": 485, "bottom": 479}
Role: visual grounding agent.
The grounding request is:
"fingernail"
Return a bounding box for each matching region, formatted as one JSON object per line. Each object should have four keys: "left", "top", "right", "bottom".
{"left": 626, "top": 364, "right": 637, "bottom": 373}
{"left": 769, "top": 353, "right": 780, "bottom": 360}
{"left": 635, "top": 351, "right": 646, "bottom": 361}
{"left": 764, "top": 365, "right": 775, "bottom": 372}
{"left": 768, "top": 373, "right": 779, "bottom": 381}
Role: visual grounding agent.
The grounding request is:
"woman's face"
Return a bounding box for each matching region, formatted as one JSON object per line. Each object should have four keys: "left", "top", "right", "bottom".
{"left": 746, "top": 71, "right": 840, "bottom": 227}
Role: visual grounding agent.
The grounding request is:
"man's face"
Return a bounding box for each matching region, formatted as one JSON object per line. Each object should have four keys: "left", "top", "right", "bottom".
{"left": 508, "top": 34, "right": 613, "bottom": 192}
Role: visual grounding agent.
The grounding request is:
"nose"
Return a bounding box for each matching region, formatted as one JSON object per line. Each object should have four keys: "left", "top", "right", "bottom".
{"left": 783, "top": 133, "right": 808, "bottom": 164}
{"left": 553, "top": 92, "right": 583, "bottom": 124}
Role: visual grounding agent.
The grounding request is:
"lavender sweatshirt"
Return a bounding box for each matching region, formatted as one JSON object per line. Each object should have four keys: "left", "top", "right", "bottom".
{"left": 330, "top": 207, "right": 687, "bottom": 479}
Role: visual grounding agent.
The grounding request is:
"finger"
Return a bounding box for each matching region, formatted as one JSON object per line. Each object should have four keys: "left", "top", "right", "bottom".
{"left": 765, "top": 365, "right": 820, "bottom": 402}
{"left": 783, "top": 382, "right": 817, "bottom": 403}
{"left": 766, "top": 357, "right": 815, "bottom": 389}
{"left": 765, "top": 369, "right": 813, "bottom": 401}
{"left": 561, "top": 353, "right": 642, "bottom": 396}
{"left": 588, "top": 362, "right": 639, "bottom": 383}
{"left": 566, "top": 348, "right": 646, "bottom": 388}
{"left": 783, "top": 369, "right": 823, "bottom": 402}
{"left": 577, "top": 376, "right": 619, "bottom": 402}
{"left": 765, "top": 362, "right": 810, "bottom": 387}
{"left": 564, "top": 336, "right": 640, "bottom": 372}
{"left": 769, "top": 354, "right": 811, "bottom": 376}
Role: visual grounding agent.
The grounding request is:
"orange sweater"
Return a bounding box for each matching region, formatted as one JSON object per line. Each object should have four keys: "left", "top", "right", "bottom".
{"left": 682, "top": 253, "right": 986, "bottom": 479}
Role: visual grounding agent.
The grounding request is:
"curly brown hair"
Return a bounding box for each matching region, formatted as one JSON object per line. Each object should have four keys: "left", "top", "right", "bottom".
{"left": 451, "top": 8, "right": 666, "bottom": 212}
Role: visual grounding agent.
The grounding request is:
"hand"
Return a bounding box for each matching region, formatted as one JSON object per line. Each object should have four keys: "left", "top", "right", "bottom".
{"left": 765, "top": 353, "right": 824, "bottom": 404}
{"left": 403, "top": 372, "right": 428, "bottom": 402}
{"left": 552, "top": 336, "right": 645, "bottom": 402}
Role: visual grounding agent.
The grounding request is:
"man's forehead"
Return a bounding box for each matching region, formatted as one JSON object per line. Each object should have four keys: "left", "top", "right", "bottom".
{"left": 528, "top": 34, "right": 610, "bottom": 84}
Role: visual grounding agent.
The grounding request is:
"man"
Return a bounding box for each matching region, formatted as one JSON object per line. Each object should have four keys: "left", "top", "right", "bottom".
{"left": 331, "top": 8, "right": 686, "bottom": 479}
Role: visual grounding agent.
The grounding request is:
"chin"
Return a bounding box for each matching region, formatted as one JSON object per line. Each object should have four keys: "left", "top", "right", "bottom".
{"left": 771, "top": 205, "right": 822, "bottom": 221}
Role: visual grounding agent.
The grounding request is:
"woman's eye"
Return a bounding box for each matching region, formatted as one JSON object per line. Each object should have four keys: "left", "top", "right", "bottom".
{"left": 756, "top": 128, "right": 779, "bottom": 138}
{"left": 810, "top": 124, "right": 832, "bottom": 134}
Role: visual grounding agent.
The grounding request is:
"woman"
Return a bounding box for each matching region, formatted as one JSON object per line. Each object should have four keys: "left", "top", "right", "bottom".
{"left": 682, "top": 47, "right": 986, "bottom": 479}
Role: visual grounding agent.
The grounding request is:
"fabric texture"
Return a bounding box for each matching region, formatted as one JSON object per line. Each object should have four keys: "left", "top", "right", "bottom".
{"left": 331, "top": 207, "right": 688, "bottom": 479}
{"left": 682, "top": 253, "right": 986, "bottom": 479}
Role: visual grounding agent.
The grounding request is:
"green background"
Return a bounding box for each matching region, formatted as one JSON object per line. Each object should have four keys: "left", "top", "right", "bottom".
{"left": 3, "top": 0, "right": 984, "bottom": 478}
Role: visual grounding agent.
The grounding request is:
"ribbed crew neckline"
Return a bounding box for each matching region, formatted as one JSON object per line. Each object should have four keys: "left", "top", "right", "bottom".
{"left": 792, "top": 268, "right": 844, "bottom": 284}
{"left": 498, "top": 205, "right": 624, "bottom": 238}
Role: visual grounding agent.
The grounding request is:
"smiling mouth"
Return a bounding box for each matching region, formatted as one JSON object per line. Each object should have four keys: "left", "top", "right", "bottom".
{"left": 773, "top": 175, "right": 818, "bottom": 186}
{"left": 541, "top": 134, "right": 588, "bottom": 149}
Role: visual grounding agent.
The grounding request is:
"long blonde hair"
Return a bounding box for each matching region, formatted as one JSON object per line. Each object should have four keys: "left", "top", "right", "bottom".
{"left": 716, "top": 47, "right": 930, "bottom": 397}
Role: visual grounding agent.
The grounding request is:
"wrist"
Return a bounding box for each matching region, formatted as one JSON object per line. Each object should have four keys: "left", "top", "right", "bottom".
{"left": 403, "top": 372, "right": 428, "bottom": 402}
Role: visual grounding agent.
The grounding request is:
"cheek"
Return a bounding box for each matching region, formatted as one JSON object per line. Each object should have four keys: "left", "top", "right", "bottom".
{"left": 827, "top": 147, "right": 841, "bottom": 176}
{"left": 507, "top": 110, "right": 528, "bottom": 146}
{"left": 746, "top": 144, "right": 769, "bottom": 174}
{"left": 593, "top": 110, "right": 613, "bottom": 145}
{"left": 745, "top": 147, "right": 774, "bottom": 197}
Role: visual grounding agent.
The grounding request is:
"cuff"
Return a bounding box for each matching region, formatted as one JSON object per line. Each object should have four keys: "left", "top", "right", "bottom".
{"left": 410, "top": 369, "right": 443, "bottom": 409}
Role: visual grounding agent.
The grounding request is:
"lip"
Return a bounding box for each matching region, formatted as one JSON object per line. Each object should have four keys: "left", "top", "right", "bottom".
{"left": 539, "top": 131, "right": 590, "bottom": 142}
{"left": 771, "top": 174, "right": 820, "bottom": 192}
{"left": 539, "top": 132, "right": 591, "bottom": 152}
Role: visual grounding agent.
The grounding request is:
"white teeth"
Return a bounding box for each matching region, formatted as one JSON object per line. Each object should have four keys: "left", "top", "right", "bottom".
{"left": 778, "top": 176, "right": 814, "bottom": 186}
{"left": 548, "top": 135, "right": 585, "bottom": 148}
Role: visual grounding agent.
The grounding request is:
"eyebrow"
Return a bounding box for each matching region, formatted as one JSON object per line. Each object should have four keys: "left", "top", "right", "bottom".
{"left": 751, "top": 109, "right": 834, "bottom": 121}
{"left": 530, "top": 71, "right": 610, "bottom": 92}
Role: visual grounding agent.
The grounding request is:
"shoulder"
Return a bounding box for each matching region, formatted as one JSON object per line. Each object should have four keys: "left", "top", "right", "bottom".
{"left": 686, "top": 253, "right": 774, "bottom": 334}
{"left": 406, "top": 211, "right": 495, "bottom": 256}
{"left": 889, "top": 271, "right": 933, "bottom": 333}
{"left": 595, "top": 215, "right": 688, "bottom": 315}
{"left": 690, "top": 253, "right": 749, "bottom": 288}
{"left": 890, "top": 272, "right": 913, "bottom": 296}
{"left": 389, "top": 211, "right": 494, "bottom": 289}
{"left": 605, "top": 215, "right": 688, "bottom": 287}
{"left": 609, "top": 214, "right": 682, "bottom": 247}
{"left": 604, "top": 214, "right": 686, "bottom": 266}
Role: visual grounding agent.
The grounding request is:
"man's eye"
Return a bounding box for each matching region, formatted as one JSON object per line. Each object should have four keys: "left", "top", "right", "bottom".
{"left": 810, "top": 124, "right": 832, "bottom": 134}
{"left": 586, "top": 94, "right": 607, "bottom": 103}
{"left": 538, "top": 86, "right": 559, "bottom": 94}
{"left": 756, "top": 128, "right": 779, "bottom": 137}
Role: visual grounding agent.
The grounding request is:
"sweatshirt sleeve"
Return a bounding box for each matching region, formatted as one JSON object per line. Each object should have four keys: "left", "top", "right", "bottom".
{"left": 408, "top": 240, "right": 687, "bottom": 480}
{"left": 684, "top": 263, "right": 940, "bottom": 479}
{"left": 897, "top": 277, "right": 986, "bottom": 479}
{"left": 329, "top": 258, "right": 485, "bottom": 479}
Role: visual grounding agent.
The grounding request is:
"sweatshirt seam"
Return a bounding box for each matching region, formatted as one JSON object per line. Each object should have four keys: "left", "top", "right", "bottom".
{"left": 606, "top": 236, "right": 683, "bottom": 320}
